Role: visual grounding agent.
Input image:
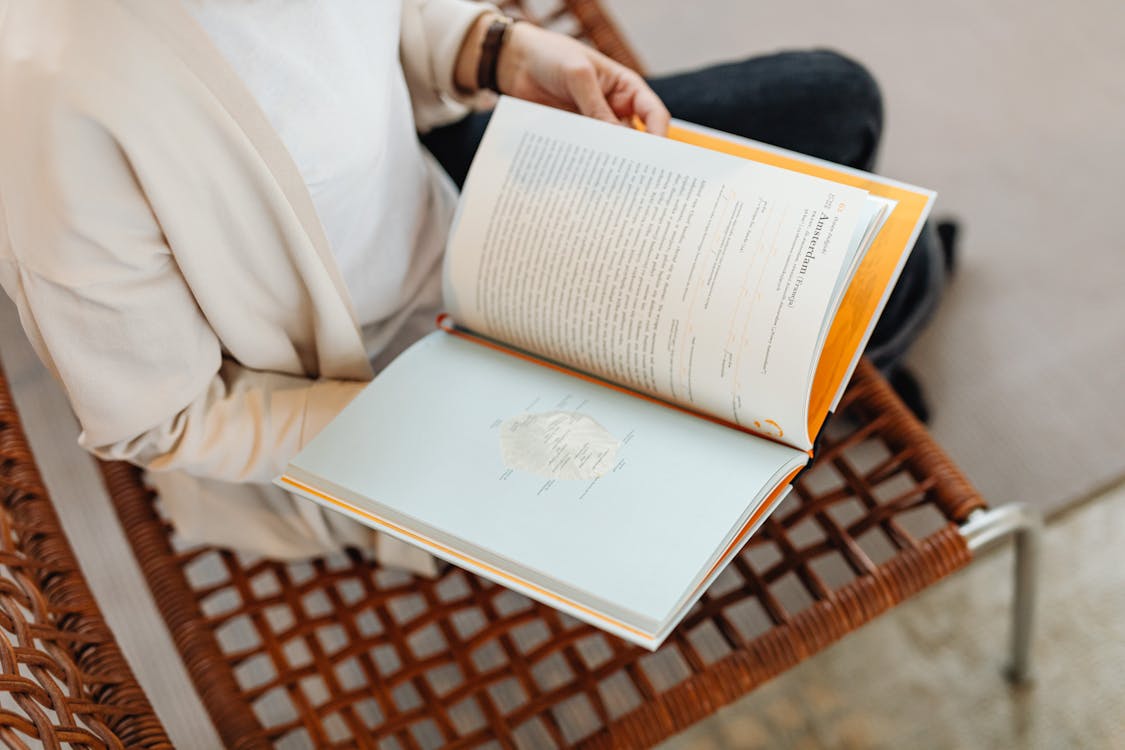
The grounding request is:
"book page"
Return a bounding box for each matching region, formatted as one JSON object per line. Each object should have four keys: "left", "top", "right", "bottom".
{"left": 665, "top": 121, "right": 934, "bottom": 439}
{"left": 444, "top": 98, "right": 869, "bottom": 450}
{"left": 282, "top": 331, "right": 807, "bottom": 637}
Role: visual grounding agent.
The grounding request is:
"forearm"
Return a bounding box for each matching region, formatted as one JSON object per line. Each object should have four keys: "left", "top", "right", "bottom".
{"left": 399, "top": 0, "right": 494, "bottom": 130}
{"left": 85, "top": 362, "right": 365, "bottom": 484}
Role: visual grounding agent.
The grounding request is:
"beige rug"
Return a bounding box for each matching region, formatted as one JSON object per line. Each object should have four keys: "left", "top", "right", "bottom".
{"left": 605, "top": 0, "right": 1125, "bottom": 518}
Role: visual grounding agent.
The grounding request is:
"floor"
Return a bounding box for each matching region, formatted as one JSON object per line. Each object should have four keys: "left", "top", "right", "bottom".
{"left": 658, "top": 483, "right": 1125, "bottom": 750}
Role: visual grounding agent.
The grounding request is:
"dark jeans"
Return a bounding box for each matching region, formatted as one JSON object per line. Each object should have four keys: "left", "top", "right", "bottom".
{"left": 422, "top": 50, "right": 940, "bottom": 372}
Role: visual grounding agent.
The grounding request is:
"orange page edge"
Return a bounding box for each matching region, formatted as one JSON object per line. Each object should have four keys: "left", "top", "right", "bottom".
{"left": 279, "top": 466, "right": 799, "bottom": 647}
{"left": 698, "top": 467, "right": 802, "bottom": 585}
{"left": 666, "top": 125, "right": 931, "bottom": 441}
{"left": 277, "top": 475, "right": 654, "bottom": 642}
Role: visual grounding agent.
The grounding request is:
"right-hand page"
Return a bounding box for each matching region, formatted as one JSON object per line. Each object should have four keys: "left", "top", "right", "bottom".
{"left": 666, "top": 121, "right": 935, "bottom": 442}
{"left": 444, "top": 97, "right": 870, "bottom": 451}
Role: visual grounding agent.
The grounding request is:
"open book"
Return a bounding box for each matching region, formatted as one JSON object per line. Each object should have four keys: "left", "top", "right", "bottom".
{"left": 278, "top": 97, "right": 934, "bottom": 650}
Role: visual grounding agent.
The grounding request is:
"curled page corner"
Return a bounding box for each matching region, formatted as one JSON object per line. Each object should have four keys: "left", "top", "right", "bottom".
{"left": 436, "top": 312, "right": 456, "bottom": 332}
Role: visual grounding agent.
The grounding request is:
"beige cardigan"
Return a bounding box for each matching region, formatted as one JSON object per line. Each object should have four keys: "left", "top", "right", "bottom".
{"left": 0, "top": 0, "right": 489, "bottom": 569}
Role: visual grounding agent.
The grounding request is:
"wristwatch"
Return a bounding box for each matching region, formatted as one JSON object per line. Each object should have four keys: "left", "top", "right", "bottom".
{"left": 477, "top": 15, "right": 518, "bottom": 94}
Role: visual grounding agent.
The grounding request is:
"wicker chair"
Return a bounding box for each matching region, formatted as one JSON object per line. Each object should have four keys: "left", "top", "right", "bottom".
{"left": 98, "top": 357, "right": 1040, "bottom": 749}
{"left": 0, "top": 363, "right": 171, "bottom": 750}
{"left": 5, "top": 2, "right": 1041, "bottom": 748}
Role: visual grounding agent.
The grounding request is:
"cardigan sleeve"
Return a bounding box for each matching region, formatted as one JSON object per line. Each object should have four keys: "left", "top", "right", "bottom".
{"left": 0, "top": 95, "right": 365, "bottom": 485}
{"left": 83, "top": 362, "right": 366, "bottom": 484}
{"left": 399, "top": 0, "right": 495, "bottom": 132}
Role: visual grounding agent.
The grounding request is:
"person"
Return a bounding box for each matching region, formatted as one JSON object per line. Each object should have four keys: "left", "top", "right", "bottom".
{"left": 0, "top": 0, "right": 897, "bottom": 574}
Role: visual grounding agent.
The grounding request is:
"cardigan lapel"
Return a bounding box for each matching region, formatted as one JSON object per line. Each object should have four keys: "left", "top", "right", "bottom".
{"left": 112, "top": 0, "right": 373, "bottom": 380}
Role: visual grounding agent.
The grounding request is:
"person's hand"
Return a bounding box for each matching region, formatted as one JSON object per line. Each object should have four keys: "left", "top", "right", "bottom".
{"left": 498, "top": 22, "right": 670, "bottom": 136}
{"left": 455, "top": 15, "right": 670, "bottom": 136}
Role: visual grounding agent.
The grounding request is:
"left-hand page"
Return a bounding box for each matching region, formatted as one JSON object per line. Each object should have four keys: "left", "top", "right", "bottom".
{"left": 279, "top": 331, "right": 807, "bottom": 637}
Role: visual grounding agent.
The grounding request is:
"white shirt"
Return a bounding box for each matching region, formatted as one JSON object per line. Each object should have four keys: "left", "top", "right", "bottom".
{"left": 183, "top": 0, "right": 458, "bottom": 364}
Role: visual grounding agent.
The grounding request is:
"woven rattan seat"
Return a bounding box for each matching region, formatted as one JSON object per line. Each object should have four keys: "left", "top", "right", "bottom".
{"left": 0, "top": 363, "right": 171, "bottom": 750}
{"left": 99, "top": 360, "right": 988, "bottom": 749}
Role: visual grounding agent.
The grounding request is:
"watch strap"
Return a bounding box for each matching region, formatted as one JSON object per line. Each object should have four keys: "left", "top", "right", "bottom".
{"left": 477, "top": 16, "right": 516, "bottom": 94}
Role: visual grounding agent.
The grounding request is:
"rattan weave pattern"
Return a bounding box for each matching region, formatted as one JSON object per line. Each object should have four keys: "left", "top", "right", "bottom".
{"left": 0, "top": 364, "right": 171, "bottom": 750}
{"left": 101, "top": 360, "right": 985, "bottom": 749}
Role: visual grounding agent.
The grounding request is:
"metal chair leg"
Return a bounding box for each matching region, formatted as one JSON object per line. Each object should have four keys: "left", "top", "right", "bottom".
{"left": 959, "top": 504, "right": 1042, "bottom": 683}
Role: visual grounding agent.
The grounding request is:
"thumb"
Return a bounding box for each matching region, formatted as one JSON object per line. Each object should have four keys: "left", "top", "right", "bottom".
{"left": 565, "top": 64, "right": 618, "bottom": 125}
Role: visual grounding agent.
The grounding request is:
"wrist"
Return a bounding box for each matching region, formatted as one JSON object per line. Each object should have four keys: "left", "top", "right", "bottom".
{"left": 494, "top": 19, "right": 529, "bottom": 95}
{"left": 453, "top": 11, "right": 503, "bottom": 94}
{"left": 478, "top": 16, "right": 520, "bottom": 93}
